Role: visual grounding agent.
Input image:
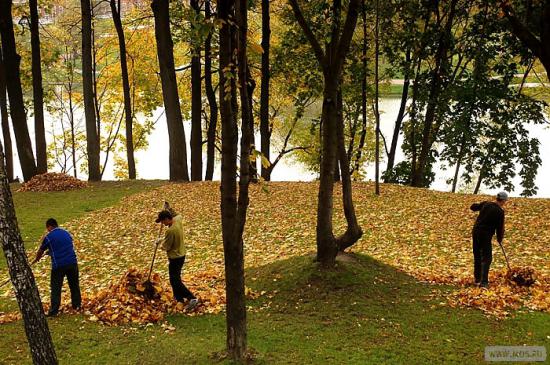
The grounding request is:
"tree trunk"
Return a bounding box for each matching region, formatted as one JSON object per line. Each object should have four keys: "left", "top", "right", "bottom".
{"left": 29, "top": 0, "right": 47, "bottom": 174}
{"left": 0, "top": 147, "right": 57, "bottom": 364}
{"left": 246, "top": 65, "right": 258, "bottom": 183}
{"left": 289, "top": 0, "right": 360, "bottom": 268}
{"left": 204, "top": 0, "right": 217, "bottom": 181}
{"left": 151, "top": 0, "right": 189, "bottom": 181}
{"left": 411, "top": 0, "right": 458, "bottom": 187}
{"left": 374, "top": 0, "right": 380, "bottom": 195}
{"left": 336, "top": 90, "right": 362, "bottom": 252}
{"left": 353, "top": 0, "right": 368, "bottom": 176}
{"left": 69, "top": 87, "right": 77, "bottom": 179}
{"left": 110, "top": 0, "right": 136, "bottom": 179}
{"left": 0, "top": 50, "right": 13, "bottom": 182}
{"left": 385, "top": 49, "right": 410, "bottom": 178}
{"left": 220, "top": 0, "right": 248, "bottom": 360}
{"left": 333, "top": 158, "right": 340, "bottom": 182}
{"left": 81, "top": 0, "right": 101, "bottom": 181}
{"left": 260, "top": 0, "right": 271, "bottom": 181}
{"left": 503, "top": 1, "right": 550, "bottom": 81}
{"left": 0, "top": 1, "right": 37, "bottom": 181}
{"left": 190, "top": 0, "right": 202, "bottom": 181}
{"left": 316, "top": 80, "right": 339, "bottom": 267}
{"left": 473, "top": 169, "right": 483, "bottom": 194}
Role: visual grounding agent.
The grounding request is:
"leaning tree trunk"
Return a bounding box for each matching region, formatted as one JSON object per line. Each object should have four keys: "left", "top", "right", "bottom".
{"left": 219, "top": 0, "right": 248, "bottom": 360}
{"left": 385, "top": 49, "right": 411, "bottom": 177}
{"left": 260, "top": 0, "right": 271, "bottom": 181}
{"left": 352, "top": 0, "right": 368, "bottom": 175}
{"left": 190, "top": 0, "right": 202, "bottom": 181}
{"left": 29, "top": 0, "right": 47, "bottom": 174}
{"left": 110, "top": 0, "right": 136, "bottom": 179}
{"left": 152, "top": 0, "right": 189, "bottom": 181}
{"left": 204, "top": 0, "right": 217, "bottom": 181}
{"left": 411, "top": 0, "right": 458, "bottom": 187}
{"left": 0, "top": 145, "right": 57, "bottom": 364}
{"left": 81, "top": 0, "right": 101, "bottom": 181}
{"left": 503, "top": 1, "right": 550, "bottom": 82}
{"left": 0, "top": 1, "right": 37, "bottom": 181}
{"left": 0, "top": 51, "right": 14, "bottom": 182}
{"left": 335, "top": 90, "right": 363, "bottom": 252}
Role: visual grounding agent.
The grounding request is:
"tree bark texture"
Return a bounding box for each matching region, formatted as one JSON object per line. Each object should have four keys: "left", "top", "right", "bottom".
{"left": 336, "top": 90, "right": 363, "bottom": 252}
{"left": 0, "top": 48, "right": 14, "bottom": 182}
{"left": 204, "top": 0, "right": 217, "bottom": 180}
{"left": 152, "top": 0, "right": 189, "bottom": 181}
{"left": 219, "top": 0, "right": 248, "bottom": 360}
{"left": 0, "top": 1, "right": 37, "bottom": 181}
{"left": 289, "top": 0, "right": 360, "bottom": 267}
{"left": 0, "top": 145, "right": 57, "bottom": 364}
{"left": 190, "top": 0, "right": 202, "bottom": 181}
{"left": 110, "top": 0, "right": 136, "bottom": 179}
{"left": 29, "top": 0, "right": 47, "bottom": 174}
{"left": 260, "top": 0, "right": 271, "bottom": 181}
{"left": 204, "top": 0, "right": 217, "bottom": 181}
{"left": 81, "top": 0, "right": 101, "bottom": 181}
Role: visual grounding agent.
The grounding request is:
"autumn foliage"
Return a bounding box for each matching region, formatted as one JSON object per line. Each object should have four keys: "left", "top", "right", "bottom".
{"left": 1, "top": 182, "right": 548, "bottom": 324}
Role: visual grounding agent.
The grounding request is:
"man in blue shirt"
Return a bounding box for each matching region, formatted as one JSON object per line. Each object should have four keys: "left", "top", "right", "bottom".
{"left": 32, "top": 218, "right": 81, "bottom": 317}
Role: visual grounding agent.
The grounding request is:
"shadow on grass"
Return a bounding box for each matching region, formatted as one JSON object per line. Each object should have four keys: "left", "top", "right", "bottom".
{"left": 0, "top": 253, "right": 548, "bottom": 364}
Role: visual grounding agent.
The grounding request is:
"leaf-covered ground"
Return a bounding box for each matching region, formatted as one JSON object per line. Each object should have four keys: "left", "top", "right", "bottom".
{"left": 1, "top": 182, "right": 548, "bottom": 322}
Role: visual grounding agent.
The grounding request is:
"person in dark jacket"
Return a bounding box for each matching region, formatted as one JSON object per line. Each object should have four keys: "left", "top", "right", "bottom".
{"left": 32, "top": 218, "right": 81, "bottom": 316}
{"left": 470, "top": 191, "right": 508, "bottom": 288}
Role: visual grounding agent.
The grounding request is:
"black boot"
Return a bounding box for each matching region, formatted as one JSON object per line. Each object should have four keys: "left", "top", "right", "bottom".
{"left": 480, "top": 261, "right": 490, "bottom": 288}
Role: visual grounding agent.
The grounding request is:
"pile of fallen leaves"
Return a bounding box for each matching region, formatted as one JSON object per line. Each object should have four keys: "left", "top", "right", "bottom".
{"left": 18, "top": 173, "right": 87, "bottom": 192}
{"left": 506, "top": 266, "right": 537, "bottom": 286}
{"left": 75, "top": 267, "right": 261, "bottom": 325}
{"left": 1, "top": 267, "right": 260, "bottom": 325}
{"left": 448, "top": 269, "right": 550, "bottom": 318}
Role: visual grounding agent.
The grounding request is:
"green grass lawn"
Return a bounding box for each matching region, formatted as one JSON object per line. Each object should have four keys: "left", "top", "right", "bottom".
{"left": 0, "top": 181, "right": 548, "bottom": 364}
{"left": 1, "top": 180, "right": 166, "bottom": 270}
{"left": 1, "top": 254, "right": 548, "bottom": 364}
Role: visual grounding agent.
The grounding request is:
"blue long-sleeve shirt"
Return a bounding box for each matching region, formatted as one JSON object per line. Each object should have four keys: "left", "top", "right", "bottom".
{"left": 40, "top": 228, "right": 78, "bottom": 269}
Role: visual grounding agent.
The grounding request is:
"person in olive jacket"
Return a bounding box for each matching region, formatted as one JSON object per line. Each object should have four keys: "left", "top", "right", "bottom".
{"left": 155, "top": 210, "right": 198, "bottom": 311}
{"left": 470, "top": 191, "right": 508, "bottom": 288}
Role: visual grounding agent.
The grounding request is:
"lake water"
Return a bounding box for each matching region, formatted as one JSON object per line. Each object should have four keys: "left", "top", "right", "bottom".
{"left": 4, "top": 98, "right": 549, "bottom": 198}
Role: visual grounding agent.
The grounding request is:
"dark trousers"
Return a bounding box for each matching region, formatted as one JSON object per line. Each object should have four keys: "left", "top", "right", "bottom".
{"left": 168, "top": 256, "right": 195, "bottom": 302}
{"left": 50, "top": 263, "right": 81, "bottom": 314}
{"left": 472, "top": 228, "right": 493, "bottom": 285}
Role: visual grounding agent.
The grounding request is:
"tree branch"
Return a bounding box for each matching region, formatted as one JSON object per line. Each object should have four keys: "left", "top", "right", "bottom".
{"left": 502, "top": 4, "right": 542, "bottom": 59}
{"left": 287, "top": 0, "right": 326, "bottom": 68}
{"left": 333, "top": 0, "right": 361, "bottom": 74}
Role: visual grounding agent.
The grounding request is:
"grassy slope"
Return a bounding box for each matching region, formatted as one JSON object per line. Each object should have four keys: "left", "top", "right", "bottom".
{"left": 2, "top": 180, "right": 165, "bottom": 268}
{"left": 0, "top": 180, "right": 166, "bottom": 313}
{"left": 2, "top": 255, "right": 548, "bottom": 364}
{"left": 0, "top": 181, "right": 548, "bottom": 364}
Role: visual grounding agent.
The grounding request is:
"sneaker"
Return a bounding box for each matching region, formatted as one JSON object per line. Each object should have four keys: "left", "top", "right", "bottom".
{"left": 185, "top": 298, "right": 199, "bottom": 311}
{"left": 46, "top": 311, "right": 58, "bottom": 317}
{"left": 479, "top": 282, "right": 489, "bottom": 289}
